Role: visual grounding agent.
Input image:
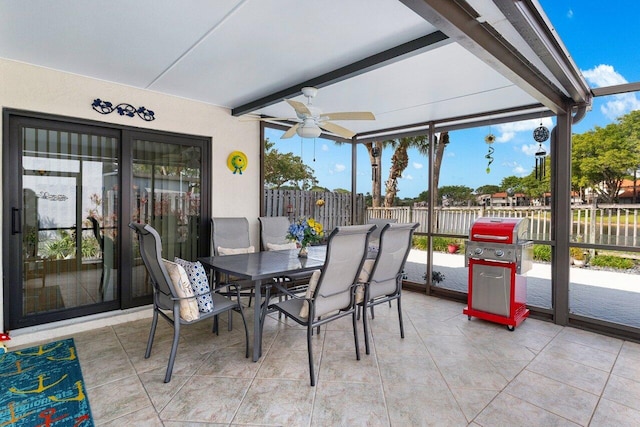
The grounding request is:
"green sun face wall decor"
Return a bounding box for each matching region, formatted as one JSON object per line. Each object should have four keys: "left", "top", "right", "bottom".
{"left": 227, "top": 151, "right": 248, "bottom": 174}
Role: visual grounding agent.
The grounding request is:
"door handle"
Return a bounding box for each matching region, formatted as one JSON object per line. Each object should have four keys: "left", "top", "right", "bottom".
{"left": 12, "top": 207, "right": 21, "bottom": 234}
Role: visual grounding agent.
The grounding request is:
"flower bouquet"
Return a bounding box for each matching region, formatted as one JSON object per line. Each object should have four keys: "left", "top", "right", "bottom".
{"left": 287, "top": 217, "right": 324, "bottom": 257}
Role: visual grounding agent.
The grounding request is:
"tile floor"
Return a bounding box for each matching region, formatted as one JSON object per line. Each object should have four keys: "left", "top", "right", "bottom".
{"left": 17, "top": 291, "right": 640, "bottom": 426}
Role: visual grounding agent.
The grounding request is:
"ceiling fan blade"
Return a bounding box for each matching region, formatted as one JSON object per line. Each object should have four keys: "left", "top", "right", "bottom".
{"left": 321, "top": 111, "right": 375, "bottom": 121}
{"left": 286, "top": 99, "right": 311, "bottom": 116}
{"left": 318, "top": 121, "right": 356, "bottom": 139}
{"left": 281, "top": 123, "right": 300, "bottom": 139}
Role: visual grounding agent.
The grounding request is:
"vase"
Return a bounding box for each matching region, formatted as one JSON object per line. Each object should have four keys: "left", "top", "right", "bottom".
{"left": 298, "top": 246, "right": 308, "bottom": 258}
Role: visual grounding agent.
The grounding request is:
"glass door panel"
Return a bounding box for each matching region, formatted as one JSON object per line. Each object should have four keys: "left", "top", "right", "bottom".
{"left": 19, "top": 127, "right": 119, "bottom": 323}
{"left": 130, "top": 139, "right": 203, "bottom": 299}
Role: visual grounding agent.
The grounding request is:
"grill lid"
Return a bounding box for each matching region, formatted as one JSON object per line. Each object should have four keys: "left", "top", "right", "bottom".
{"left": 469, "top": 217, "right": 529, "bottom": 244}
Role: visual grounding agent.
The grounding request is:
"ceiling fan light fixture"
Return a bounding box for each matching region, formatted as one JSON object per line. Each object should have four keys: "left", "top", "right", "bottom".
{"left": 296, "top": 122, "right": 322, "bottom": 139}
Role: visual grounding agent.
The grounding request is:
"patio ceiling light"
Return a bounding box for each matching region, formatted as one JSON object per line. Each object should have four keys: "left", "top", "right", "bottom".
{"left": 296, "top": 119, "right": 322, "bottom": 139}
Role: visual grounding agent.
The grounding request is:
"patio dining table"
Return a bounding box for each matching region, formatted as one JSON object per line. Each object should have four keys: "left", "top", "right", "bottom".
{"left": 199, "top": 246, "right": 326, "bottom": 362}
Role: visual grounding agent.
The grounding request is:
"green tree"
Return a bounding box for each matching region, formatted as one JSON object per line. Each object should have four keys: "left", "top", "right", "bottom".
{"left": 475, "top": 184, "right": 500, "bottom": 195}
{"left": 500, "top": 175, "right": 524, "bottom": 193}
{"left": 439, "top": 185, "right": 475, "bottom": 206}
{"left": 264, "top": 138, "right": 318, "bottom": 190}
{"left": 572, "top": 111, "right": 640, "bottom": 203}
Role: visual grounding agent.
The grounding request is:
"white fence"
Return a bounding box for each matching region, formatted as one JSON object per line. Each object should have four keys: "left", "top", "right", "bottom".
{"left": 368, "top": 205, "right": 640, "bottom": 246}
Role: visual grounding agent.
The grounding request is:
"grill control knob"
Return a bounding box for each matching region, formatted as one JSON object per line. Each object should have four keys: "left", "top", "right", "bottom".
{"left": 474, "top": 247, "right": 483, "bottom": 255}
{"left": 495, "top": 249, "right": 504, "bottom": 257}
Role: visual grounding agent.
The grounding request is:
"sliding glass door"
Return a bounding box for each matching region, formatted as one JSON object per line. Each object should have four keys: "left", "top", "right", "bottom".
{"left": 4, "top": 112, "right": 210, "bottom": 329}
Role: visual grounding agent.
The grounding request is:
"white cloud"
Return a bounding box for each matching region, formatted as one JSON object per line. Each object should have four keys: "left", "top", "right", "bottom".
{"left": 582, "top": 65, "right": 640, "bottom": 120}
{"left": 401, "top": 174, "right": 414, "bottom": 181}
{"left": 332, "top": 163, "right": 346, "bottom": 173}
{"left": 521, "top": 143, "right": 547, "bottom": 157}
{"left": 503, "top": 161, "right": 528, "bottom": 176}
{"left": 413, "top": 162, "right": 423, "bottom": 169}
{"left": 494, "top": 118, "right": 553, "bottom": 143}
{"left": 322, "top": 144, "right": 329, "bottom": 152}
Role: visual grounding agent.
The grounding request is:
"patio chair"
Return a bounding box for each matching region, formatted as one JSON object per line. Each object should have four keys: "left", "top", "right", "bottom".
{"left": 367, "top": 218, "right": 398, "bottom": 250}
{"left": 268, "top": 224, "right": 375, "bottom": 386}
{"left": 359, "top": 222, "right": 419, "bottom": 355}
{"left": 129, "top": 222, "right": 249, "bottom": 383}
{"left": 258, "top": 216, "right": 310, "bottom": 287}
{"left": 211, "top": 217, "right": 256, "bottom": 307}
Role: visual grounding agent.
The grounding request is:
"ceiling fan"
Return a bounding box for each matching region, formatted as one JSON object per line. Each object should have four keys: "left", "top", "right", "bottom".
{"left": 250, "top": 87, "right": 375, "bottom": 139}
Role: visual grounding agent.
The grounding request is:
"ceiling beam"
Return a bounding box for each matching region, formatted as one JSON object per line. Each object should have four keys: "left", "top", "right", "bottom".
{"left": 231, "top": 31, "right": 451, "bottom": 116}
{"left": 399, "top": 0, "right": 572, "bottom": 114}
{"left": 592, "top": 82, "right": 640, "bottom": 97}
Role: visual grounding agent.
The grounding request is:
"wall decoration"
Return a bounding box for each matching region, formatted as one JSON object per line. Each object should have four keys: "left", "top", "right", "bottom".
{"left": 227, "top": 151, "right": 248, "bottom": 174}
{"left": 91, "top": 98, "right": 155, "bottom": 121}
{"left": 484, "top": 133, "right": 495, "bottom": 173}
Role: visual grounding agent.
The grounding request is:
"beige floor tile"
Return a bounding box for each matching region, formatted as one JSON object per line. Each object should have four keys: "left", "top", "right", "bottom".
{"left": 138, "top": 373, "right": 190, "bottom": 411}
{"left": 590, "top": 397, "right": 640, "bottom": 426}
{"left": 526, "top": 351, "right": 609, "bottom": 395}
{"left": 312, "top": 381, "right": 388, "bottom": 427}
{"left": 319, "top": 349, "right": 379, "bottom": 383}
{"left": 421, "top": 334, "right": 487, "bottom": 360}
{"left": 601, "top": 373, "right": 640, "bottom": 409}
{"left": 160, "top": 376, "right": 250, "bottom": 423}
{"left": 449, "top": 388, "right": 499, "bottom": 423}
{"left": 233, "top": 378, "right": 315, "bottom": 426}
{"left": 505, "top": 370, "right": 599, "bottom": 425}
{"left": 541, "top": 338, "right": 618, "bottom": 372}
{"left": 474, "top": 393, "right": 580, "bottom": 426}
{"left": 436, "top": 356, "right": 509, "bottom": 390}
{"left": 385, "top": 383, "right": 468, "bottom": 426}
{"left": 556, "top": 327, "right": 624, "bottom": 354}
{"left": 195, "top": 346, "right": 258, "bottom": 378}
{"left": 377, "top": 352, "right": 447, "bottom": 388}
{"left": 256, "top": 348, "right": 319, "bottom": 381}
{"left": 87, "top": 374, "right": 154, "bottom": 425}
{"left": 612, "top": 351, "right": 640, "bottom": 381}
{"left": 97, "top": 405, "right": 164, "bottom": 427}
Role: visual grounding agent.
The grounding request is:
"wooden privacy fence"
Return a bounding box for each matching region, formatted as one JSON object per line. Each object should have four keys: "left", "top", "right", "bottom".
{"left": 367, "top": 205, "right": 640, "bottom": 246}
{"left": 264, "top": 189, "right": 365, "bottom": 231}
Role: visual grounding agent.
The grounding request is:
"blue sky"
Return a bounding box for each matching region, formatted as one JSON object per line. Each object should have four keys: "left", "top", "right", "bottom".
{"left": 267, "top": 1, "right": 640, "bottom": 198}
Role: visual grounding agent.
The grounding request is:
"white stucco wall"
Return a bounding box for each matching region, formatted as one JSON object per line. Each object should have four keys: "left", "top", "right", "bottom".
{"left": 0, "top": 58, "right": 261, "bottom": 339}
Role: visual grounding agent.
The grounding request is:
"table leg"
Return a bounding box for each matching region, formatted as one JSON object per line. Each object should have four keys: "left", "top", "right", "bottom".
{"left": 252, "top": 279, "right": 263, "bottom": 362}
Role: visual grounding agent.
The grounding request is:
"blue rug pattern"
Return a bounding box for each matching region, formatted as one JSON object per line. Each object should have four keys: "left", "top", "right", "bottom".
{"left": 0, "top": 338, "right": 93, "bottom": 426}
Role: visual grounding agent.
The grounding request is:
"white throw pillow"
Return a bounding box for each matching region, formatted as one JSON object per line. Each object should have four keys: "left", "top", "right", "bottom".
{"left": 217, "top": 246, "right": 255, "bottom": 255}
{"left": 174, "top": 258, "right": 214, "bottom": 313}
{"left": 355, "top": 259, "right": 376, "bottom": 304}
{"left": 162, "top": 259, "right": 200, "bottom": 321}
{"left": 299, "top": 269, "right": 322, "bottom": 318}
{"left": 266, "top": 242, "right": 297, "bottom": 251}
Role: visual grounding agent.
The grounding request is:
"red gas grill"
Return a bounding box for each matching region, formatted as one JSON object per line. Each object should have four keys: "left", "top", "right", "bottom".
{"left": 463, "top": 217, "right": 533, "bottom": 330}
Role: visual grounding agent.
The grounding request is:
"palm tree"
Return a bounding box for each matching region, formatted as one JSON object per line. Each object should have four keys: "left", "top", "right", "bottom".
{"left": 382, "top": 132, "right": 449, "bottom": 207}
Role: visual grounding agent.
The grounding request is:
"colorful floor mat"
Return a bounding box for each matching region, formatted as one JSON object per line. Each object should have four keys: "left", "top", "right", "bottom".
{"left": 0, "top": 338, "right": 93, "bottom": 426}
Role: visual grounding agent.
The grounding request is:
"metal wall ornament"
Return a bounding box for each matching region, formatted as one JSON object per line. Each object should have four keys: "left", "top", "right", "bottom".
{"left": 92, "top": 99, "right": 155, "bottom": 121}
{"left": 484, "top": 133, "right": 495, "bottom": 174}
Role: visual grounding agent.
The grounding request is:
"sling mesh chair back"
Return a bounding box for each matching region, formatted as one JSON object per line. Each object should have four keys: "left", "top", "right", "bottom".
{"left": 258, "top": 216, "right": 311, "bottom": 293}
{"left": 269, "top": 224, "right": 375, "bottom": 386}
{"left": 360, "top": 222, "right": 419, "bottom": 355}
{"left": 129, "top": 222, "right": 248, "bottom": 383}
{"left": 258, "top": 216, "right": 295, "bottom": 251}
{"left": 211, "top": 217, "right": 256, "bottom": 306}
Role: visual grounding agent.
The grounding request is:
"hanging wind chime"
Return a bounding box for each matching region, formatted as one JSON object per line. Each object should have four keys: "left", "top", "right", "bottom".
{"left": 533, "top": 123, "right": 550, "bottom": 180}
{"left": 484, "top": 133, "right": 495, "bottom": 173}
